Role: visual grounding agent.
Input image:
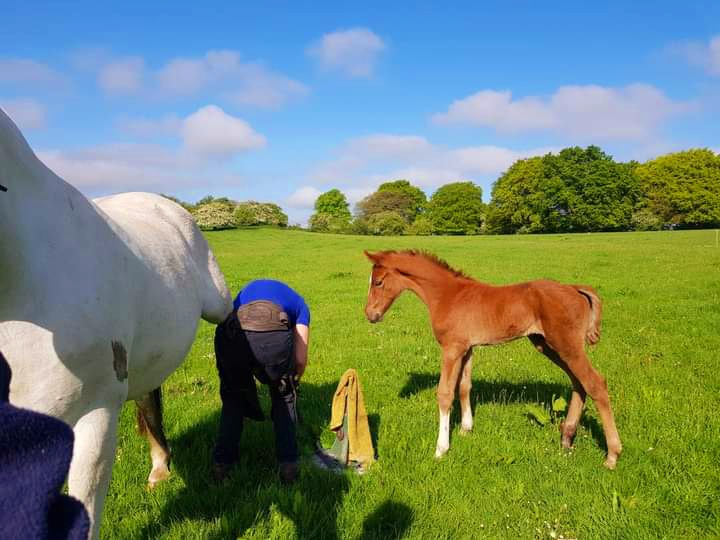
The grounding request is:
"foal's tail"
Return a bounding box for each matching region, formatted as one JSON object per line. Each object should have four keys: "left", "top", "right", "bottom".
{"left": 575, "top": 286, "right": 602, "bottom": 345}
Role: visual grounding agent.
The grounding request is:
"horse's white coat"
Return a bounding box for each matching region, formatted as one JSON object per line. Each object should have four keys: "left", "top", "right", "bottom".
{"left": 0, "top": 108, "right": 233, "bottom": 537}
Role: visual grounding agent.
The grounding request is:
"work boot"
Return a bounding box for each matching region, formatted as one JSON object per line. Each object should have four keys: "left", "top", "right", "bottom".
{"left": 212, "top": 462, "right": 232, "bottom": 484}
{"left": 278, "top": 461, "right": 299, "bottom": 485}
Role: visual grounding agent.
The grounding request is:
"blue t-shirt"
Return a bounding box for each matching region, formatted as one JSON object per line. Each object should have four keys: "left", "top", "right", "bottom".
{"left": 233, "top": 279, "right": 311, "bottom": 327}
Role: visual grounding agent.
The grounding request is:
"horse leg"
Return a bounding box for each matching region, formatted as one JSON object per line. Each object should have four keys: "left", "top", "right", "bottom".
{"left": 435, "top": 346, "right": 464, "bottom": 458}
{"left": 529, "top": 335, "right": 586, "bottom": 448}
{"left": 136, "top": 387, "right": 171, "bottom": 487}
{"left": 457, "top": 349, "right": 474, "bottom": 434}
{"left": 67, "top": 404, "right": 122, "bottom": 539}
{"left": 572, "top": 358, "right": 622, "bottom": 468}
{"left": 562, "top": 348, "right": 622, "bottom": 469}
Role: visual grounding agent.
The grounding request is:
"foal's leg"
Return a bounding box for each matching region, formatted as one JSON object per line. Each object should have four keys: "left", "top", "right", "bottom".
{"left": 136, "top": 387, "right": 171, "bottom": 487}
{"left": 569, "top": 353, "right": 622, "bottom": 469}
{"left": 435, "top": 346, "right": 465, "bottom": 458}
{"left": 547, "top": 339, "right": 622, "bottom": 469}
{"left": 457, "top": 349, "right": 474, "bottom": 434}
{"left": 529, "top": 335, "right": 586, "bottom": 448}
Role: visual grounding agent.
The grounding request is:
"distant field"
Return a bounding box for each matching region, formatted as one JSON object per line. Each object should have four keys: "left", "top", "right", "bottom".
{"left": 101, "top": 228, "right": 720, "bottom": 539}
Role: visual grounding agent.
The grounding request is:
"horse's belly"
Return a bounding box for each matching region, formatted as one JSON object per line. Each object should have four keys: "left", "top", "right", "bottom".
{"left": 125, "top": 315, "right": 200, "bottom": 400}
{"left": 0, "top": 321, "right": 127, "bottom": 425}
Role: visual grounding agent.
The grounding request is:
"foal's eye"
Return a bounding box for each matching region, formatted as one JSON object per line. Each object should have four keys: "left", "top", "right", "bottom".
{"left": 374, "top": 280, "right": 383, "bottom": 287}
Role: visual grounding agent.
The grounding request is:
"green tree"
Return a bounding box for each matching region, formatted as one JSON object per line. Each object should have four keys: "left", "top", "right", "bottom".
{"left": 377, "top": 180, "right": 427, "bottom": 220}
{"left": 313, "top": 189, "right": 352, "bottom": 221}
{"left": 310, "top": 189, "right": 352, "bottom": 232}
{"left": 407, "top": 216, "right": 433, "bottom": 236}
{"left": 630, "top": 207, "right": 663, "bottom": 231}
{"left": 427, "top": 182, "right": 485, "bottom": 235}
{"left": 234, "top": 201, "right": 288, "bottom": 227}
{"left": 366, "top": 211, "right": 408, "bottom": 236}
{"left": 356, "top": 190, "right": 416, "bottom": 223}
{"left": 308, "top": 213, "right": 352, "bottom": 233}
{"left": 191, "top": 202, "right": 237, "bottom": 230}
{"left": 635, "top": 149, "right": 720, "bottom": 228}
{"left": 486, "top": 146, "right": 641, "bottom": 234}
{"left": 195, "top": 195, "right": 236, "bottom": 212}
{"left": 160, "top": 193, "right": 194, "bottom": 211}
{"left": 196, "top": 195, "right": 215, "bottom": 206}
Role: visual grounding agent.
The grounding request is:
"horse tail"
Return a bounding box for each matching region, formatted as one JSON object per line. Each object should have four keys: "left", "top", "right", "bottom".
{"left": 575, "top": 286, "right": 602, "bottom": 345}
{"left": 199, "top": 244, "right": 233, "bottom": 324}
{"left": 162, "top": 198, "right": 232, "bottom": 324}
{"left": 137, "top": 406, "right": 148, "bottom": 435}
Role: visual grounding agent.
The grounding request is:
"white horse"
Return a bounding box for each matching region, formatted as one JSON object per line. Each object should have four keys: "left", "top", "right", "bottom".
{"left": 0, "top": 108, "right": 232, "bottom": 537}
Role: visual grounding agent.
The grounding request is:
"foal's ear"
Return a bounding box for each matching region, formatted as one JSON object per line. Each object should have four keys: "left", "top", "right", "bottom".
{"left": 364, "top": 250, "right": 380, "bottom": 264}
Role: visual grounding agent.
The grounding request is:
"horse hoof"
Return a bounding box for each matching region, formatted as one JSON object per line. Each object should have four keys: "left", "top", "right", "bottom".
{"left": 603, "top": 457, "right": 617, "bottom": 470}
{"left": 459, "top": 426, "right": 473, "bottom": 436}
{"left": 434, "top": 447, "right": 448, "bottom": 459}
{"left": 148, "top": 466, "right": 171, "bottom": 488}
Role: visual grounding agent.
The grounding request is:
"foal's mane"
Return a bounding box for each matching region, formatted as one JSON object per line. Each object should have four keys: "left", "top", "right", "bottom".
{"left": 377, "top": 250, "right": 471, "bottom": 279}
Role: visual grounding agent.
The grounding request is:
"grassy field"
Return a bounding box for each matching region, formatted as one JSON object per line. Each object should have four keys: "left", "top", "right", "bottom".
{"left": 101, "top": 228, "right": 720, "bottom": 539}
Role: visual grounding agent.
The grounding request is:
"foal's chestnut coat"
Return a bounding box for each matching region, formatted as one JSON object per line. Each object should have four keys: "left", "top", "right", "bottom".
{"left": 364, "top": 250, "right": 621, "bottom": 468}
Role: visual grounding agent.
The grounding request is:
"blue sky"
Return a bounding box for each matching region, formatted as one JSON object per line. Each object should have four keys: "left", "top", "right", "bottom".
{"left": 1, "top": 1, "right": 719, "bottom": 224}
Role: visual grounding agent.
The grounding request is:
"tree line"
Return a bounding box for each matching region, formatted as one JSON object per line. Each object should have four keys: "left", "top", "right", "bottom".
{"left": 309, "top": 146, "right": 720, "bottom": 235}
{"left": 161, "top": 195, "right": 289, "bottom": 231}
{"left": 164, "top": 145, "right": 719, "bottom": 235}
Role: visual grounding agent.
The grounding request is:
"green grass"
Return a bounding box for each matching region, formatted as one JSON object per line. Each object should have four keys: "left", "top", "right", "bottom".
{"left": 101, "top": 228, "right": 720, "bottom": 539}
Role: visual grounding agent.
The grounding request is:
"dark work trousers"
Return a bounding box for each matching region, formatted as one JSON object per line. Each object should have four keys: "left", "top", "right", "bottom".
{"left": 213, "top": 317, "right": 299, "bottom": 465}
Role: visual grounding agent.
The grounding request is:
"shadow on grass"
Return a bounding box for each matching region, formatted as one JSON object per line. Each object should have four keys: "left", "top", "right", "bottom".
{"left": 398, "top": 372, "right": 606, "bottom": 451}
{"left": 140, "top": 381, "right": 396, "bottom": 539}
{"left": 360, "top": 500, "right": 414, "bottom": 540}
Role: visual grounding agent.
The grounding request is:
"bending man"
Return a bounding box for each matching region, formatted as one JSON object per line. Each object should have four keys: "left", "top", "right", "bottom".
{"left": 212, "top": 279, "right": 310, "bottom": 484}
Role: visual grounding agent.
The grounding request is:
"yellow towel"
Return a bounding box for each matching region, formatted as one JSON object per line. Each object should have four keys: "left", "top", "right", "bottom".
{"left": 329, "top": 368, "right": 375, "bottom": 467}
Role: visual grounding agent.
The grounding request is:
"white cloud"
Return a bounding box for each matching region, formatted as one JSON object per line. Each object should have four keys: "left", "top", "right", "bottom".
{"left": 0, "top": 98, "right": 47, "bottom": 130}
{"left": 144, "top": 49, "right": 307, "bottom": 108}
{"left": 309, "top": 134, "right": 435, "bottom": 183}
{"left": 306, "top": 133, "right": 554, "bottom": 200}
{"left": 432, "top": 84, "right": 691, "bottom": 142}
{"left": 115, "top": 105, "right": 266, "bottom": 158}
{"left": 156, "top": 57, "right": 210, "bottom": 95}
{"left": 182, "top": 105, "right": 266, "bottom": 157}
{"left": 68, "top": 47, "right": 111, "bottom": 72}
{"left": 308, "top": 28, "right": 385, "bottom": 78}
{"left": 671, "top": 34, "right": 720, "bottom": 76}
{"left": 346, "top": 134, "right": 433, "bottom": 160}
{"left": 117, "top": 114, "right": 182, "bottom": 138}
{"left": 98, "top": 57, "right": 145, "bottom": 94}
{"left": 73, "top": 49, "right": 307, "bottom": 108}
{"left": 447, "top": 146, "right": 556, "bottom": 175}
{"left": 222, "top": 63, "right": 309, "bottom": 108}
{"left": 37, "top": 105, "right": 264, "bottom": 194}
{"left": 285, "top": 186, "right": 322, "bottom": 209}
{"left": 37, "top": 144, "right": 194, "bottom": 193}
{"left": 0, "top": 58, "right": 68, "bottom": 87}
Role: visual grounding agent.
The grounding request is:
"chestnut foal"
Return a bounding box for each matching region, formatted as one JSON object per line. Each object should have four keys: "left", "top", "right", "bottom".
{"left": 363, "top": 250, "right": 622, "bottom": 469}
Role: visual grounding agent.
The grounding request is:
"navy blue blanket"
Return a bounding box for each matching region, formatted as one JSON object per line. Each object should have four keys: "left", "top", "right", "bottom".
{"left": 0, "top": 351, "right": 89, "bottom": 540}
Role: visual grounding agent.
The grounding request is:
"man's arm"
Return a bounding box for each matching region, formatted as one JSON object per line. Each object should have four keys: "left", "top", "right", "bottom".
{"left": 293, "top": 324, "right": 309, "bottom": 378}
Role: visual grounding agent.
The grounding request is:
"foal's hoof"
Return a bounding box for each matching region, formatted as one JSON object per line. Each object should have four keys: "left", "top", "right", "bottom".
{"left": 603, "top": 456, "right": 618, "bottom": 470}
{"left": 434, "top": 446, "right": 449, "bottom": 459}
{"left": 147, "top": 465, "right": 171, "bottom": 488}
{"left": 561, "top": 436, "right": 574, "bottom": 450}
{"left": 459, "top": 426, "right": 473, "bottom": 436}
